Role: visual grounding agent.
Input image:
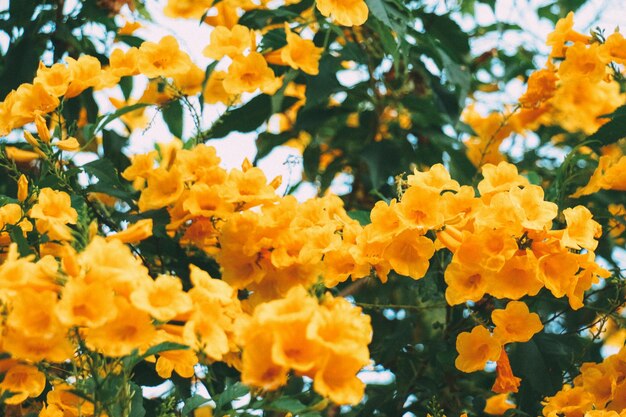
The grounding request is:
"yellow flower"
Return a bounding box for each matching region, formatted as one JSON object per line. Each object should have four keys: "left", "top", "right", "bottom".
{"left": 130, "top": 274, "right": 193, "bottom": 322}
{"left": 46, "top": 384, "right": 95, "bottom": 416}
{"left": 65, "top": 55, "right": 103, "bottom": 98}
{"left": 109, "top": 47, "right": 140, "bottom": 77}
{"left": 138, "top": 167, "right": 185, "bottom": 212}
{"left": 137, "top": 35, "right": 193, "bottom": 78}
{"left": 454, "top": 228, "right": 517, "bottom": 272}
{"left": 519, "top": 68, "right": 558, "bottom": 108}
{"left": 183, "top": 265, "right": 242, "bottom": 361}
{"left": 492, "top": 301, "right": 543, "bottom": 344}
{"left": 79, "top": 236, "right": 153, "bottom": 297}
{"left": 490, "top": 251, "right": 543, "bottom": 300}
{"left": 55, "top": 136, "right": 80, "bottom": 151}
{"left": 599, "top": 32, "right": 626, "bottom": 65}
{"left": 172, "top": 63, "right": 206, "bottom": 96}
{"left": 478, "top": 161, "right": 529, "bottom": 196}
{"left": 10, "top": 82, "right": 60, "bottom": 128}
{"left": 29, "top": 188, "right": 78, "bottom": 241}
{"left": 222, "top": 52, "right": 276, "bottom": 95}
{"left": 444, "top": 261, "right": 492, "bottom": 305}
{"left": 545, "top": 11, "right": 591, "bottom": 58}
{"left": 455, "top": 325, "right": 502, "bottom": 373}
{"left": 203, "top": 70, "right": 235, "bottom": 104}
{"left": 55, "top": 278, "right": 118, "bottom": 328}
{"left": 538, "top": 249, "right": 580, "bottom": 299}
{"left": 561, "top": 206, "right": 602, "bottom": 251}
{"left": 164, "top": 0, "right": 213, "bottom": 19}
{"left": 34, "top": 61, "right": 71, "bottom": 97}
{"left": 509, "top": 185, "right": 558, "bottom": 231}
{"left": 397, "top": 186, "right": 445, "bottom": 230}
{"left": 106, "top": 218, "right": 153, "bottom": 244}
{"left": 156, "top": 348, "right": 198, "bottom": 378}
{"left": 34, "top": 112, "right": 51, "bottom": 143}
{"left": 0, "top": 362, "right": 46, "bottom": 405}
{"left": 316, "top": 0, "right": 369, "bottom": 27}
{"left": 4, "top": 146, "right": 41, "bottom": 162}
{"left": 7, "top": 289, "right": 64, "bottom": 340}
{"left": 484, "top": 394, "right": 516, "bottom": 415}
{"left": 492, "top": 350, "right": 521, "bottom": 394}
{"left": 86, "top": 297, "right": 157, "bottom": 357}
{"left": 3, "top": 285, "right": 72, "bottom": 361}
{"left": 110, "top": 97, "right": 149, "bottom": 132}
{"left": 240, "top": 329, "right": 289, "bottom": 390}
{"left": 204, "top": 1, "right": 240, "bottom": 29}
{"left": 118, "top": 20, "right": 142, "bottom": 35}
{"left": 203, "top": 24, "right": 255, "bottom": 60}
{"left": 573, "top": 155, "right": 626, "bottom": 196}
{"left": 558, "top": 43, "right": 606, "bottom": 83}
{"left": 281, "top": 24, "right": 323, "bottom": 75}
{"left": 542, "top": 385, "right": 594, "bottom": 417}
{"left": 313, "top": 353, "right": 366, "bottom": 405}
{"left": 382, "top": 228, "right": 434, "bottom": 280}
{"left": 122, "top": 151, "right": 157, "bottom": 183}
{"left": 17, "top": 174, "right": 28, "bottom": 202}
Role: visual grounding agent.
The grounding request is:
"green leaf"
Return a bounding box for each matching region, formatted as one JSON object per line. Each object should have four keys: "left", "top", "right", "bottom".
{"left": 102, "top": 129, "right": 131, "bottom": 172}
{"left": 271, "top": 70, "right": 299, "bottom": 114}
{"left": 162, "top": 100, "right": 185, "bottom": 139}
{"left": 181, "top": 394, "right": 211, "bottom": 416}
{"left": 6, "top": 224, "right": 32, "bottom": 256}
{"left": 419, "top": 12, "right": 470, "bottom": 57}
{"left": 82, "top": 158, "right": 135, "bottom": 204}
{"left": 129, "top": 382, "right": 146, "bottom": 417}
{"left": 119, "top": 76, "right": 134, "bottom": 101}
{"left": 117, "top": 35, "right": 145, "bottom": 48}
{"left": 348, "top": 210, "right": 371, "bottom": 225}
{"left": 207, "top": 95, "right": 298, "bottom": 139}
{"left": 304, "top": 55, "right": 342, "bottom": 108}
{"left": 126, "top": 342, "right": 189, "bottom": 369}
{"left": 360, "top": 141, "right": 403, "bottom": 190}
{"left": 254, "top": 132, "right": 292, "bottom": 163}
{"left": 365, "top": 0, "right": 393, "bottom": 28}
{"left": 142, "top": 342, "right": 189, "bottom": 359}
{"left": 269, "top": 397, "right": 307, "bottom": 413}
{"left": 215, "top": 383, "right": 249, "bottom": 411}
{"left": 90, "top": 103, "right": 151, "bottom": 138}
{"left": 587, "top": 113, "right": 626, "bottom": 146}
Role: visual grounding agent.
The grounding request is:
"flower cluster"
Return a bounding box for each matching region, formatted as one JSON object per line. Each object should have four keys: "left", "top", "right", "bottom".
{"left": 542, "top": 344, "right": 626, "bottom": 417}
{"left": 238, "top": 286, "right": 372, "bottom": 405}
{"left": 456, "top": 302, "right": 543, "bottom": 393}
{"left": 442, "top": 162, "right": 609, "bottom": 310}
{"left": 463, "top": 12, "right": 626, "bottom": 167}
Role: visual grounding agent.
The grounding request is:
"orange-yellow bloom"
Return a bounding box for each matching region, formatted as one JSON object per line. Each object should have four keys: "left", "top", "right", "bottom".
{"left": 484, "top": 394, "right": 516, "bottom": 415}
{"left": 106, "top": 218, "right": 153, "bottom": 244}
{"left": 203, "top": 25, "right": 255, "bottom": 60}
{"left": 455, "top": 325, "right": 502, "bottom": 373}
{"left": 492, "top": 350, "right": 521, "bottom": 394}
{"left": 492, "top": 301, "right": 543, "bottom": 344}
{"left": 29, "top": 188, "right": 78, "bottom": 241}
{"left": 55, "top": 278, "right": 118, "bottom": 328}
{"left": 545, "top": 12, "right": 591, "bottom": 58}
{"left": 17, "top": 174, "right": 28, "bottom": 202}
{"left": 222, "top": 52, "right": 276, "bottom": 95}
{"left": 137, "top": 35, "right": 193, "bottom": 78}
{"left": 0, "top": 362, "right": 46, "bottom": 405}
{"left": 130, "top": 274, "right": 193, "bottom": 322}
{"left": 85, "top": 297, "right": 157, "bottom": 357}
{"left": 316, "top": 0, "right": 369, "bottom": 27}
{"left": 281, "top": 24, "right": 323, "bottom": 75}
{"left": 519, "top": 68, "right": 558, "bottom": 108}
